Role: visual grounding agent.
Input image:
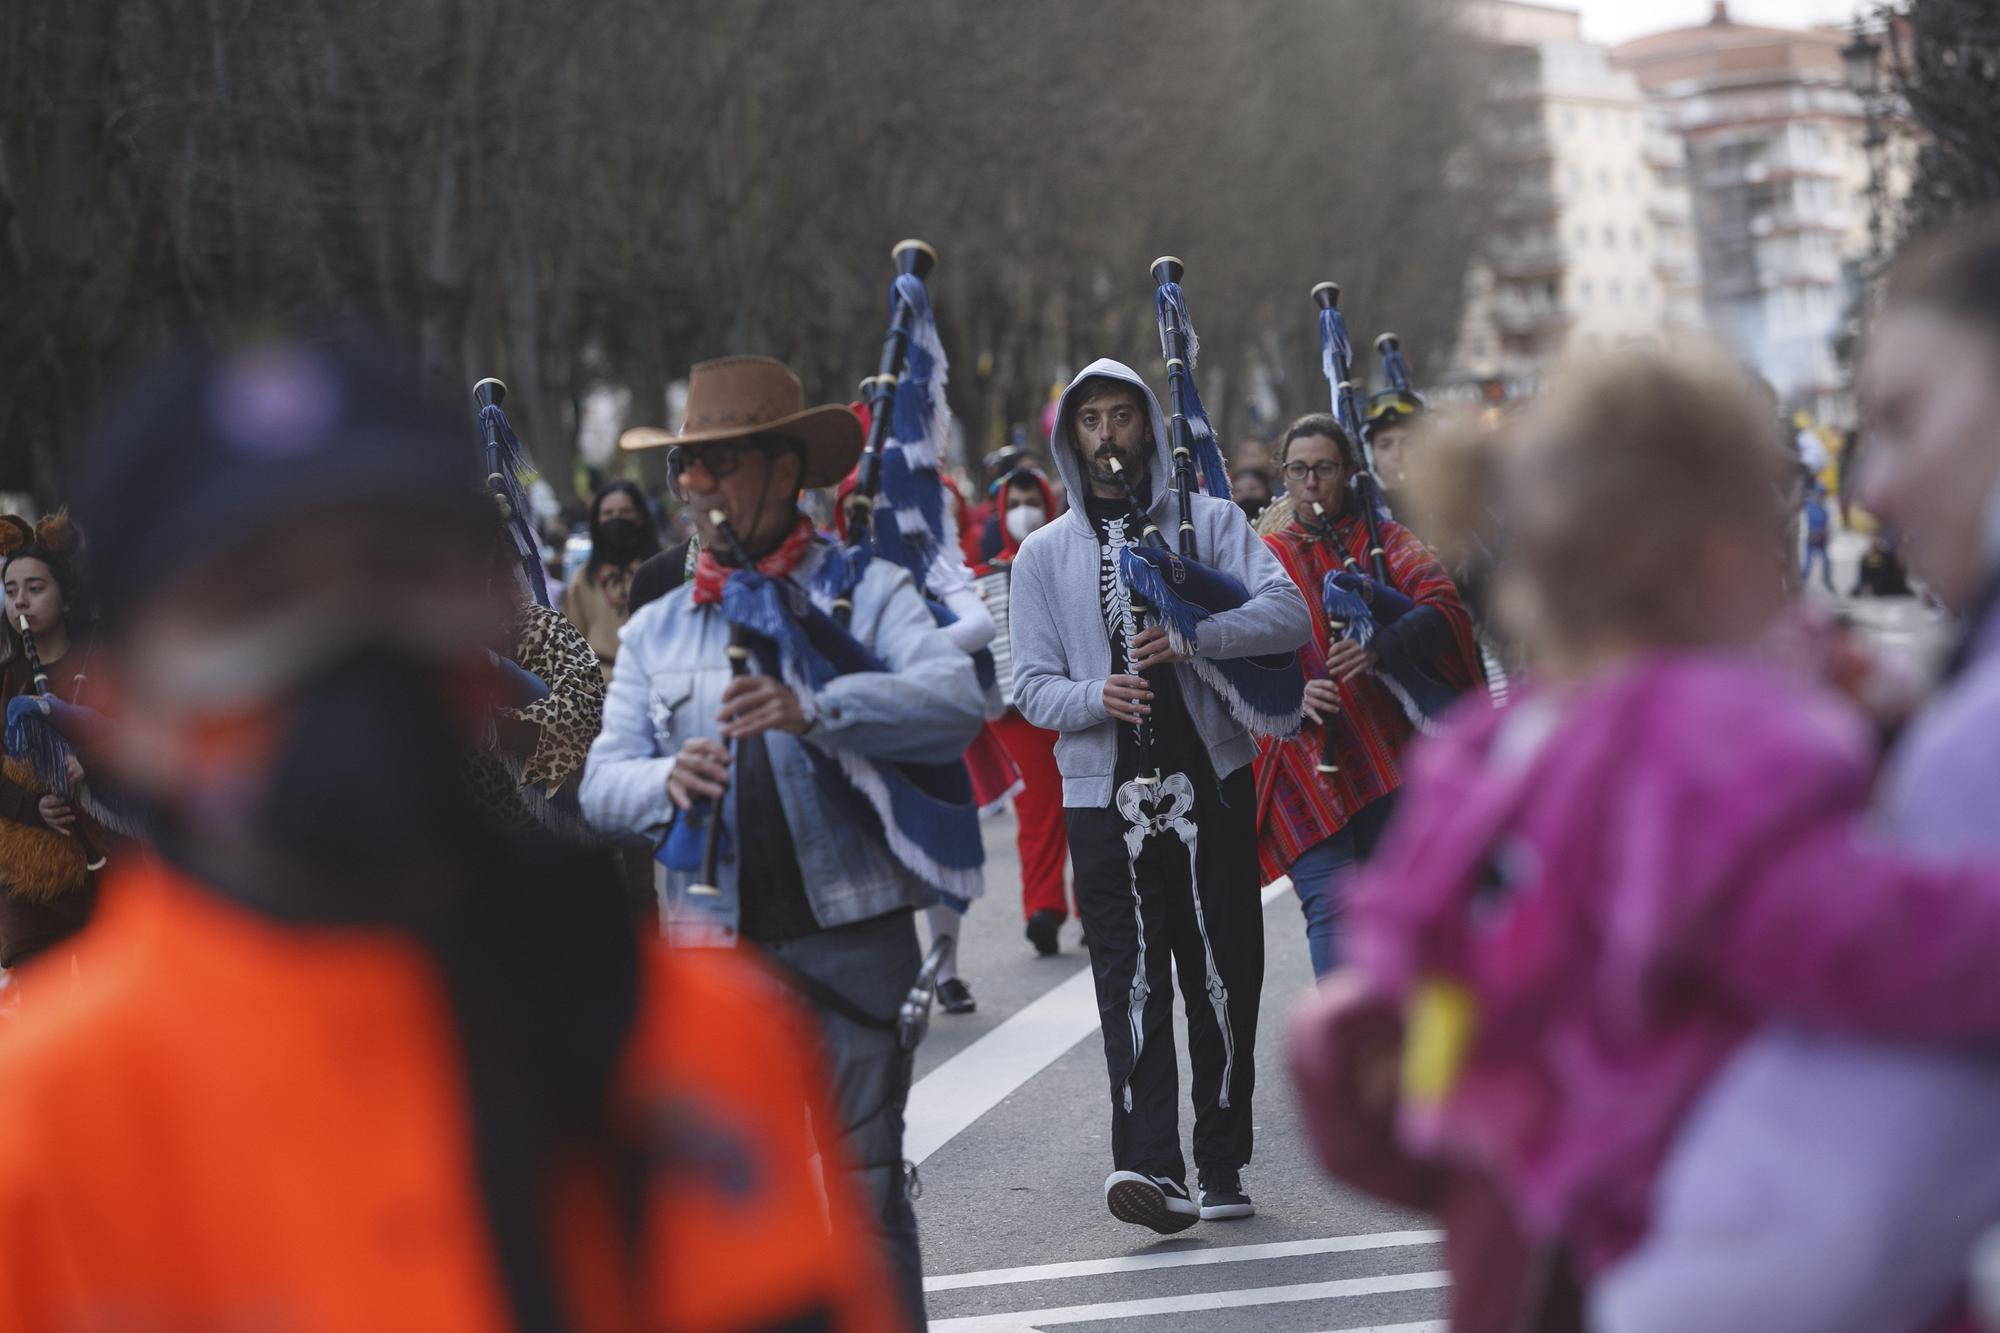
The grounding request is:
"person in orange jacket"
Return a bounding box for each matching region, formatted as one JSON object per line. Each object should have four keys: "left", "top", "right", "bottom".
{"left": 0, "top": 333, "right": 907, "bottom": 1333}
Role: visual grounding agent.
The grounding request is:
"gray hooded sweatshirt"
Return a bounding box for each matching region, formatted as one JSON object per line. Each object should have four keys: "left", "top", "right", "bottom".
{"left": 1008, "top": 358, "right": 1311, "bottom": 807}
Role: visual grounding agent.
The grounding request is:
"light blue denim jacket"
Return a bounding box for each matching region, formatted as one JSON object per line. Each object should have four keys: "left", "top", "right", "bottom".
{"left": 579, "top": 540, "right": 986, "bottom": 941}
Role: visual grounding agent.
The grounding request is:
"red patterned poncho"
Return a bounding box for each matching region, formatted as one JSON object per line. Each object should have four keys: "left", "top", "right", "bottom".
{"left": 1253, "top": 509, "right": 1479, "bottom": 882}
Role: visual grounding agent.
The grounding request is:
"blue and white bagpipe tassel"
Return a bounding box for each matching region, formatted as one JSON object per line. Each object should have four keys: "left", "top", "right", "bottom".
{"left": 680, "top": 568, "right": 984, "bottom": 907}
{"left": 873, "top": 272, "right": 963, "bottom": 594}
{"left": 1117, "top": 545, "right": 1304, "bottom": 740}
{"left": 475, "top": 390, "right": 553, "bottom": 609}
{"left": 1321, "top": 569, "right": 1458, "bottom": 737}
{"left": 3, "top": 695, "right": 143, "bottom": 837}
{"left": 1156, "top": 280, "right": 1231, "bottom": 499}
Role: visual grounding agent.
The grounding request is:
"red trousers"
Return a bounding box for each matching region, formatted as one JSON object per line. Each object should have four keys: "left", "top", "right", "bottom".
{"left": 992, "top": 709, "right": 1070, "bottom": 920}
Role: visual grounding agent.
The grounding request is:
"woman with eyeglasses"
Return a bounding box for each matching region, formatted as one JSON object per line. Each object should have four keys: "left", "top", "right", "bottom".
{"left": 1251, "top": 414, "right": 1478, "bottom": 978}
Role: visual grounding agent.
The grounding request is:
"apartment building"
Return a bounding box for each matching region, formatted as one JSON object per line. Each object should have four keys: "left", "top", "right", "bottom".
{"left": 1612, "top": 3, "right": 1875, "bottom": 421}
{"left": 1449, "top": 2, "right": 1707, "bottom": 394}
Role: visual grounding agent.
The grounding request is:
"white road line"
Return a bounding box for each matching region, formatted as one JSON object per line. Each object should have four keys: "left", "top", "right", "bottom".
{"left": 905, "top": 877, "right": 1295, "bottom": 1165}
{"left": 928, "top": 1269, "right": 1449, "bottom": 1330}
{"left": 926, "top": 1229, "right": 1442, "bottom": 1291}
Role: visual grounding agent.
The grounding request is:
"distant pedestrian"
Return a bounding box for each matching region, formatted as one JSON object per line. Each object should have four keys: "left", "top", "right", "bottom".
{"left": 1802, "top": 484, "right": 1834, "bottom": 592}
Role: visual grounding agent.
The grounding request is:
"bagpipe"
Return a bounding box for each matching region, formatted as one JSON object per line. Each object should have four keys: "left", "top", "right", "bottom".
{"left": 1104, "top": 257, "right": 1302, "bottom": 777}
{"left": 825, "top": 239, "right": 947, "bottom": 628}
{"left": 4, "top": 618, "right": 113, "bottom": 869}
{"left": 1306, "top": 283, "right": 1461, "bottom": 736}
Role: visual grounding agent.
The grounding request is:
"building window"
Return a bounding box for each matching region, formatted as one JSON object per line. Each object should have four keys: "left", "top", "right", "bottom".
{"left": 1624, "top": 170, "right": 1638, "bottom": 192}
{"left": 1562, "top": 108, "right": 1577, "bottom": 132}
{"left": 1637, "top": 282, "right": 1652, "bottom": 304}
{"left": 1578, "top": 278, "right": 1595, "bottom": 303}
{"left": 1591, "top": 109, "right": 1603, "bottom": 133}
{"left": 1566, "top": 166, "right": 1583, "bottom": 191}
{"left": 1609, "top": 280, "right": 1623, "bottom": 304}
{"left": 1574, "top": 223, "right": 1590, "bottom": 247}
{"left": 1597, "top": 169, "right": 1611, "bottom": 191}
{"left": 1632, "top": 226, "right": 1646, "bottom": 249}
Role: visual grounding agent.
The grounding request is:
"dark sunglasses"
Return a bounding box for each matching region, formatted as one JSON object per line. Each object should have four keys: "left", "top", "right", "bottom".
{"left": 666, "top": 434, "right": 794, "bottom": 480}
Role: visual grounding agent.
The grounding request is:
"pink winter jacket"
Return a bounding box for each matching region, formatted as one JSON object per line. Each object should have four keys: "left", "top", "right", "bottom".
{"left": 1350, "top": 651, "right": 2000, "bottom": 1277}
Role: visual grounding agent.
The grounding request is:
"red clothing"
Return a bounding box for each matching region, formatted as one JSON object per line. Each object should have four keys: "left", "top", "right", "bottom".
{"left": 1253, "top": 512, "right": 1476, "bottom": 882}
{"left": 0, "top": 866, "right": 906, "bottom": 1333}
{"left": 993, "top": 709, "right": 1068, "bottom": 919}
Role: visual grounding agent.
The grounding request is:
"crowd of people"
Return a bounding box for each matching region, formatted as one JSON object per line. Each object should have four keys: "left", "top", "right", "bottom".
{"left": 0, "top": 213, "right": 1992, "bottom": 1332}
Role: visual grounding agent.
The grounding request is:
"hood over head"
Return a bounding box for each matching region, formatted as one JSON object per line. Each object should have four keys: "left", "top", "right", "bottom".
{"left": 1048, "top": 358, "right": 1173, "bottom": 533}
{"left": 997, "top": 467, "right": 1059, "bottom": 559}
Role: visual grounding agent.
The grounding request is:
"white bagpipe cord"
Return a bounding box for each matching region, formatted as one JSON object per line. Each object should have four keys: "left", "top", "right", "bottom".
{"left": 1101, "top": 520, "right": 1237, "bottom": 1112}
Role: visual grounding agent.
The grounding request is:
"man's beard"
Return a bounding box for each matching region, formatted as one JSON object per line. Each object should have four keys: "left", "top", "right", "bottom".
{"left": 1086, "top": 442, "right": 1146, "bottom": 489}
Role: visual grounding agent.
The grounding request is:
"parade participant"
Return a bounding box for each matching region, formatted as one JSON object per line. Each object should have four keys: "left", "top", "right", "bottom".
{"left": 1011, "top": 358, "right": 1311, "bottom": 1232}
{"left": 0, "top": 334, "right": 905, "bottom": 1331}
{"left": 833, "top": 462, "right": 999, "bottom": 1012}
{"left": 0, "top": 513, "right": 107, "bottom": 974}
{"left": 584, "top": 354, "right": 985, "bottom": 1325}
{"left": 560, "top": 478, "right": 661, "bottom": 679}
{"left": 1254, "top": 414, "right": 1477, "bottom": 978}
{"left": 1332, "top": 343, "right": 2000, "bottom": 1332}
{"left": 976, "top": 466, "right": 1073, "bottom": 955}
{"left": 1365, "top": 387, "right": 1423, "bottom": 507}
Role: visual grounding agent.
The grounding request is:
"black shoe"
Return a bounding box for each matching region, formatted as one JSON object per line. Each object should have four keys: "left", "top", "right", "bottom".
{"left": 1104, "top": 1171, "right": 1199, "bottom": 1234}
{"left": 937, "top": 977, "right": 976, "bottom": 1014}
{"left": 1026, "top": 909, "right": 1062, "bottom": 957}
{"left": 1198, "top": 1171, "right": 1254, "bottom": 1221}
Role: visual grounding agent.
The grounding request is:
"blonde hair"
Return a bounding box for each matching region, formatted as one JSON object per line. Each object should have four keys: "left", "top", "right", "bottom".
{"left": 1415, "top": 344, "right": 1789, "bottom": 654}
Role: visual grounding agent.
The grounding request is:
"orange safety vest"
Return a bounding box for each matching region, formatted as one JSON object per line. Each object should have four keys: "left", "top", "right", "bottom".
{"left": 0, "top": 866, "right": 907, "bottom": 1332}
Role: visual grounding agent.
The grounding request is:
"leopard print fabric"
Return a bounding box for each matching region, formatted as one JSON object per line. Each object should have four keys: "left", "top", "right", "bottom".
{"left": 506, "top": 603, "right": 605, "bottom": 793}
{"left": 466, "top": 603, "right": 606, "bottom": 834}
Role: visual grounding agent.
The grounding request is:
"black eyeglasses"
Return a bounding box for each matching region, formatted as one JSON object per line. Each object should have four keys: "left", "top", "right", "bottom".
{"left": 666, "top": 434, "right": 793, "bottom": 480}
{"left": 1281, "top": 460, "right": 1345, "bottom": 482}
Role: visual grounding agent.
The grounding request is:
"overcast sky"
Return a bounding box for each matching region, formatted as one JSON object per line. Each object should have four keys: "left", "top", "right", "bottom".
{"left": 1570, "top": 0, "right": 1862, "bottom": 46}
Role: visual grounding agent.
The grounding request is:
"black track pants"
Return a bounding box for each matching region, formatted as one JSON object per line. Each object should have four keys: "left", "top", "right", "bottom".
{"left": 1066, "top": 765, "right": 1263, "bottom": 1187}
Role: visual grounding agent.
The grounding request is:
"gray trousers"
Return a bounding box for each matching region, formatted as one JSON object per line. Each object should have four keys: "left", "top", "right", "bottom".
{"left": 763, "top": 909, "right": 927, "bottom": 1328}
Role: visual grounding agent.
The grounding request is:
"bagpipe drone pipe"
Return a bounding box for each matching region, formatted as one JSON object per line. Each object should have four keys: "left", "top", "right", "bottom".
{"left": 659, "top": 519, "right": 985, "bottom": 909}
{"left": 1307, "top": 282, "right": 1464, "bottom": 735}
{"left": 1106, "top": 257, "right": 1301, "bottom": 746}
{"left": 471, "top": 378, "right": 553, "bottom": 610}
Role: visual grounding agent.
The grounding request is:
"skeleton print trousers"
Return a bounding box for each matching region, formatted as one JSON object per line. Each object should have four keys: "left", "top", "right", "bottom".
{"left": 1066, "top": 764, "right": 1263, "bottom": 1187}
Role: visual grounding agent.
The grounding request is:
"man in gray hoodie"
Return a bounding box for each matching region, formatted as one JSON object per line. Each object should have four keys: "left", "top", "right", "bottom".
{"left": 1009, "top": 359, "right": 1311, "bottom": 1232}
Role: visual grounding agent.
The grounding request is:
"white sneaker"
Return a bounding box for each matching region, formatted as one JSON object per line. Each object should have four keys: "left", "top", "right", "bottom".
{"left": 1104, "top": 1170, "right": 1200, "bottom": 1234}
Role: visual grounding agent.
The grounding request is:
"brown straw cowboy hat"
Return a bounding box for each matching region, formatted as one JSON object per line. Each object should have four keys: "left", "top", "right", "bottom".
{"left": 619, "top": 356, "right": 863, "bottom": 490}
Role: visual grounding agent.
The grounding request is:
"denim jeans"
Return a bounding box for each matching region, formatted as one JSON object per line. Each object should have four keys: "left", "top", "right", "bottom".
{"left": 1287, "top": 795, "right": 1398, "bottom": 979}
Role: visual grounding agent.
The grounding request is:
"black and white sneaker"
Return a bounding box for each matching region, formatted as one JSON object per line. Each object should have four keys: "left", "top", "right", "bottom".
{"left": 1198, "top": 1172, "right": 1255, "bottom": 1221}
{"left": 1104, "top": 1170, "right": 1200, "bottom": 1234}
{"left": 937, "top": 977, "right": 976, "bottom": 1014}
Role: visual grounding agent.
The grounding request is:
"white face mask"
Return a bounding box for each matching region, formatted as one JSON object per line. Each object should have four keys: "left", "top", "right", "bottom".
{"left": 1005, "top": 504, "right": 1046, "bottom": 541}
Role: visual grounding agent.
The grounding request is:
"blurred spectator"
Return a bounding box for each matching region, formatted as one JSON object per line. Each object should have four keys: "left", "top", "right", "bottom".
{"left": 1852, "top": 534, "right": 1914, "bottom": 598}
{"left": 0, "top": 332, "right": 904, "bottom": 1329}
{"left": 1231, "top": 464, "right": 1273, "bottom": 524}
{"left": 560, "top": 478, "right": 660, "bottom": 680}
{"left": 1296, "top": 343, "right": 2000, "bottom": 1331}
{"left": 1801, "top": 483, "right": 1834, "bottom": 593}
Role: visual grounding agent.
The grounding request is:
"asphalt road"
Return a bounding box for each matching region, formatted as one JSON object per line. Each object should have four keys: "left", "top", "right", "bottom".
{"left": 907, "top": 523, "right": 1949, "bottom": 1331}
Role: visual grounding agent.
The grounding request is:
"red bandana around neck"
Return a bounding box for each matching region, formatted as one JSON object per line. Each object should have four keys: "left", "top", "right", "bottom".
{"left": 689, "top": 513, "right": 818, "bottom": 605}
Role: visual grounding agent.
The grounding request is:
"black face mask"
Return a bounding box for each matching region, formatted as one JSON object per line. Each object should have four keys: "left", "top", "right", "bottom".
{"left": 256, "top": 647, "right": 479, "bottom": 894}
{"left": 591, "top": 516, "right": 651, "bottom": 567}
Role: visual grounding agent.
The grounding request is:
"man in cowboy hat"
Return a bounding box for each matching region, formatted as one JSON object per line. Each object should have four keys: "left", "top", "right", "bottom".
{"left": 582, "top": 355, "right": 985, "bottom": 1326}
